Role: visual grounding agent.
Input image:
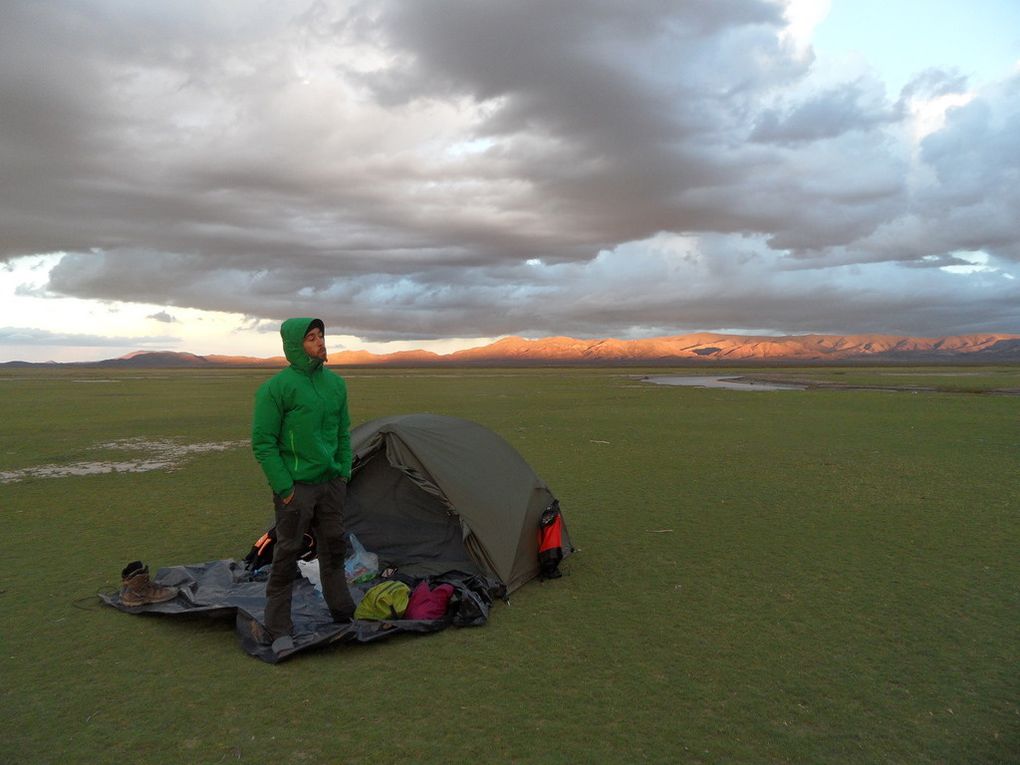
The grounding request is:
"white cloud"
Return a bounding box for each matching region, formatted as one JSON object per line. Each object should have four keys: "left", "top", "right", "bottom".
{"left": 0, "top": 326, "right": 177, "bottom": 348}
{"left": 780, "top": 0, "right": 831, "bottom": 56}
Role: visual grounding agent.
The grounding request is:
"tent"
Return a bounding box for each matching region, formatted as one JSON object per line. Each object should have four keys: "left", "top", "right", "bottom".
{"left": 101, "top": 414, "right": 573, "bottom": 663}
{"left": 345, "top": 412, "right": 570, "bottom": 593}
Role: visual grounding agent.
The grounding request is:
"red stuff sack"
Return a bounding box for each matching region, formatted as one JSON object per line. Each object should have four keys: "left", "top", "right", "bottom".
{"left": 404, "top": 581, "right": 455, "bottom": 620}
{"left": 538, "top": 501, "right": 564, "bottom": 580}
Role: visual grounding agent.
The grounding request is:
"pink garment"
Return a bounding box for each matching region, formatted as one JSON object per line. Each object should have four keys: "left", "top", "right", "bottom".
{"left": 404, "top": 581, "right": 455, "bottom": 620}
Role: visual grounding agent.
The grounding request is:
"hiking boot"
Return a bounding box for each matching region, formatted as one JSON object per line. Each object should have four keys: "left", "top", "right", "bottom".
{"left": 330, "top": 608, "right": 355, "bottom": 624}
{"left": 120, "top": 564, "right": 178, "bottom": 607}
{"left": 248, "top": 619, "right": 293, "bottom": 653}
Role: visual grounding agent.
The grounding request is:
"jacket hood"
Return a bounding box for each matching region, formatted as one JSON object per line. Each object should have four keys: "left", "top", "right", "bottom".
{"left": 280, "top": 317, "right": 325, "bottom": 372}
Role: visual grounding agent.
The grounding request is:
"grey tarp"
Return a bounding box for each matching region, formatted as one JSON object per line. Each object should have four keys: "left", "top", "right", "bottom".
{"left": 101, "top": 560, "right": 493, "bottom": 664}
{"left": 102, "top": 414, "right": 572, "bottom": 663}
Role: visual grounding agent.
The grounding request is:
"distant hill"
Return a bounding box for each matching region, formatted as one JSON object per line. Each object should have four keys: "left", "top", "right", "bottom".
{"left": 99, "top": 351, "right": 215, "bottom": 368}
{"left": 3, "top": 332, "right": 1019, "bottom": 368}
{"left": 439, "top": 333, "right": 1020, "bottom": 364}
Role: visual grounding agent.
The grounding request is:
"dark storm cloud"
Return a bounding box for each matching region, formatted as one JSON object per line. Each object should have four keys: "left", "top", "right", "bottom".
{"left": 1, "top": 0, "right": 1017, "bottom": 340}
{"left": 346, "top": 0, "right": 806, "bottom": 250}
{"left": 750, "top": 80, "right": 898, "bottom": 144}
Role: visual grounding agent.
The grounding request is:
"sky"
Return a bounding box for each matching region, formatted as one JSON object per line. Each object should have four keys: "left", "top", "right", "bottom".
{"left": 2, "top": 0, "right": 1019, "bottom": 362}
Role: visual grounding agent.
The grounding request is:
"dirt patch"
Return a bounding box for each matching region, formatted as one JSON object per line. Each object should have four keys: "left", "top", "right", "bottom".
{"left": 0, "top": 438, "right": 248, "bottom": 483}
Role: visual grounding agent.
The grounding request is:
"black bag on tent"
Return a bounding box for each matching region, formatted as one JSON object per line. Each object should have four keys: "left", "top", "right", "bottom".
{"left": 243, "top": 526, "right": 316, "bottom": 572}
{"left": 537, "top": 501, "right": 565, "bottom": 580}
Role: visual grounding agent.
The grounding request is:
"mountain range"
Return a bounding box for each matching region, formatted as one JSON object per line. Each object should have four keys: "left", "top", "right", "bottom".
{"left": 6, "top": 332, "right": 1020, "bottom": 367}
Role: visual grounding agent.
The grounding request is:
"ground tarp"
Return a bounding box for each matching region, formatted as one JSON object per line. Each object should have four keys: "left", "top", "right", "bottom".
{"left": 100, "top": 560, "right": 498, "bottom": 664}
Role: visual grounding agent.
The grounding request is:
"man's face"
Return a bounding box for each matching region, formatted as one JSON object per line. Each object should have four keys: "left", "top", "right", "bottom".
{"left": 302, "top": 327, "right": 327, "bottom": 361}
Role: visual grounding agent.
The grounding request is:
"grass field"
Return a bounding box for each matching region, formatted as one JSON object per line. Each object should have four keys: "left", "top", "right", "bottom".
{"left": 2, "top": 366, "right": 1018, "bottom": 764}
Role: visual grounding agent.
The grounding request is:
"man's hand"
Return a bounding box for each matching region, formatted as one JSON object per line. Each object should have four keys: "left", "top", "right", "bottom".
{"left": 282, "top": 491, "right": 295, "bottom": 505}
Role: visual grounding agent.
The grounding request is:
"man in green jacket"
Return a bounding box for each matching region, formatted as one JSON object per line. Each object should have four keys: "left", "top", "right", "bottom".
{"left": 252, "top": 318, "right": 356, "bottom": 648}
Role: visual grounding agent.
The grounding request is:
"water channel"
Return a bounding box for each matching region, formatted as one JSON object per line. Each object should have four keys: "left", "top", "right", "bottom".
{"left": 640, "top": 375, "right": 808, "bottom": 391}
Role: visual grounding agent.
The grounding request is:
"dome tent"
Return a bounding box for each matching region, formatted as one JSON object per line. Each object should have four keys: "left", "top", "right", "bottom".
{"left": 346, "top": 413, "right": 571, "bottom": 594}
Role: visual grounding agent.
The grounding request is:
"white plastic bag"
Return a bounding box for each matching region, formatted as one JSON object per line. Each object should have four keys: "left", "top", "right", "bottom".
{"left": 297, "top": 533, "right": 379, "bottom": 591}
{"left": 344, "top": 532, "right": 379, "bottom": 583}
{"left": 297, "top": 558, "right": 322, "bottom": 592}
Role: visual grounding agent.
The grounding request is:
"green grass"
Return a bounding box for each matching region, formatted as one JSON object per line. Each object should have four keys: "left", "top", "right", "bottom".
{"left": 2, "top": 367, "right": 1017, "bottom": 763}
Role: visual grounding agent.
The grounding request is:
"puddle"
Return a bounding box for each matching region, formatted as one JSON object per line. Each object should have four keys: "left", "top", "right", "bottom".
{"left": 0, "top": 438, "right": 248, "bottom": 483}
{"left": 877, "top": 372, "right": 981, "bottom": 377}
{"left": 640, "top": 375, "right": 807, "bottom": 391}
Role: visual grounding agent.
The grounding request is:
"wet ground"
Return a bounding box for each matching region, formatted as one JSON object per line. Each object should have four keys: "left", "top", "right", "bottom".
{"left": 0, "top": 437, "right": 248, "bottom": 483}
{"left": 640, "top": 375, "right": 808, "bottom": 391}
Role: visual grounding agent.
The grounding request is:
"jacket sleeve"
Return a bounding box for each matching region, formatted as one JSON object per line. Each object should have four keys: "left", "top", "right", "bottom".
{"left": 252, "top": 381, "right": 294, "bottom": 496}
{"left": 335, "top": 378, "right": 353, "bottom": 479}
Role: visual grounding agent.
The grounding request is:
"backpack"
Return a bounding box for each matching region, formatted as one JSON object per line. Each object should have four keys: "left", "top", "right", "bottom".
{"left": 354, "top": 580, "right": 411, "bottom": 621}
{"left": 404, "top": 581, "right": 455, "bottom": 620}
{"left": 537, "top": 500, "right": 565, "bottom": 580}
{"left": 243, "top": 526, "right": 316, "bottom": 572}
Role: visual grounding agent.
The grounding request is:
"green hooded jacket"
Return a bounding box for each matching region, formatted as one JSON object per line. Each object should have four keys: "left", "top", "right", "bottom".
{"left": 251, "top": 317, "right": 352, "bottom": 497}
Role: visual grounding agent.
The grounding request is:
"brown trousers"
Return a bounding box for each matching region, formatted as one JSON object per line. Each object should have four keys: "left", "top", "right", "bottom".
{"left": 264, "top": 476, "right": 355, "bottom": 637}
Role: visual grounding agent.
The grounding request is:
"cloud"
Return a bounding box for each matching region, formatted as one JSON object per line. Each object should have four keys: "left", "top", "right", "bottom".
{"left": 0, "top": 326, "right": 178, "bottom": 347}
{"left": 1, "top": 0, "right": 1017, "bottom": 341}
{"left": 147, "top": 310, "right": 177, "bottom": 323}
{"left": 750, "top": 79, "right": 898, "bottom": 144}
